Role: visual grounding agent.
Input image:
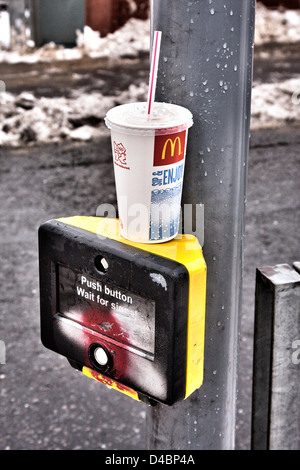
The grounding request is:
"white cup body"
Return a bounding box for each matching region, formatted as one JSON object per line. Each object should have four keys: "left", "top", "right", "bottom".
{"left": 105, "top": 102, "right": 193, "bottom": 243}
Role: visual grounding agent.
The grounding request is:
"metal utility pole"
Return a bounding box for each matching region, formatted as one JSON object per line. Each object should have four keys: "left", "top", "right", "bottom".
{"left": 147, "top": 0, "right": 256, "bottom": 450}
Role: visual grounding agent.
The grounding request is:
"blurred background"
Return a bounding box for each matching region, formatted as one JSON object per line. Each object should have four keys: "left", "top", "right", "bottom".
{"left": 0, "top": 0, "right": 299, "bottom": 450}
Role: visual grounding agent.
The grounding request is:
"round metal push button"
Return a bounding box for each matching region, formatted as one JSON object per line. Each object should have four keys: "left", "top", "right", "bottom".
{"left": 94, "top": 346, "right": 109, "bottom": 367}
{"left": 89, "top": 343, "right": 112, "bottom": 372}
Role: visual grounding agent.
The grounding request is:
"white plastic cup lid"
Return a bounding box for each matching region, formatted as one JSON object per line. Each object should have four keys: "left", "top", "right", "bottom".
{"left": 105, "top": 102, "right": 193, "bottom": 135}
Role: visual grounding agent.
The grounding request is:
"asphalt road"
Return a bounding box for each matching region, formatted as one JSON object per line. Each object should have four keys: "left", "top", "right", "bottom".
{"left": 0, "top": 45, "right": 299, "bottom": 451}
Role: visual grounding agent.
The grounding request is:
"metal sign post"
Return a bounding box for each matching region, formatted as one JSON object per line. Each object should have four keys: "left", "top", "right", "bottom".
{"left": 147, "top": 0, "right": 256, "bottom": 450}
{"left": 252, "top": 264, "right": 300, "bottom": 450}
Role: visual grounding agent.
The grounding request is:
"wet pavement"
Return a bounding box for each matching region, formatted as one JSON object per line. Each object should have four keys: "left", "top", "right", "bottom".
{"left": 0, "top": 44, "right": 299, "bottom": 450}
{"left": 0, "top": 53, "right": 150, "bottom": 98}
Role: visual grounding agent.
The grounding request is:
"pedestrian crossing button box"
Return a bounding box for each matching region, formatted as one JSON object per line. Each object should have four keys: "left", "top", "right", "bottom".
{"left": 39, "top": 216, "right": 206, "bottom": 406}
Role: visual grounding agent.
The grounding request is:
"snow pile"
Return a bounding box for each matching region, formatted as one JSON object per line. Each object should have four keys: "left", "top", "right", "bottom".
{"left": 251, "top": 78, "right": 300, "bottom": 129}
{"left": 255, "top": 2, "right": 300, "bottom": 45}
{"left": 76, "top": 20, "right": 150, "bottom": 59}
{"left": 0, "top": 18, "right": 150, "bottom": 64}
{"left": 0, "top": 83, "right": 148, "bottom": 146}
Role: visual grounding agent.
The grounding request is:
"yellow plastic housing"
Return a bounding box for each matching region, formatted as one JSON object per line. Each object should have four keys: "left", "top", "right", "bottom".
{"left": 57, "top": 216, "right": 206, "bottom": 400}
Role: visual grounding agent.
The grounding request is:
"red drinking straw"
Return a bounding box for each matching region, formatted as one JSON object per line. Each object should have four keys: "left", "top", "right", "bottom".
{"left": 147, "top": 30, "right": 162, "bottom": 117}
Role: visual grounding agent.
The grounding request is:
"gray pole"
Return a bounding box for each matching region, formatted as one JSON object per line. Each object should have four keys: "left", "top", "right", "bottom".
{"left": 147, "top": 0, "right": 256, "bottom": 450}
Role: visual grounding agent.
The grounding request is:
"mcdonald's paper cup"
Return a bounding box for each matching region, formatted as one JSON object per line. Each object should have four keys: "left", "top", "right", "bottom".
{"left": 105, "top": 102, "right": 193, "bottom": 243}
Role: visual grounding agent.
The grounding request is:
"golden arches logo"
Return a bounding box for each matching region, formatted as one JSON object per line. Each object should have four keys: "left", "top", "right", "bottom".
{"left": 161, "top": 136, "right": 182, "bottom": 160}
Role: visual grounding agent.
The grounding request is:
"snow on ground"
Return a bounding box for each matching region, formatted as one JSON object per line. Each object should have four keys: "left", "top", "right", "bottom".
{"left": 254, "top": 2, "right": 300, "bottom": 45}
{"left": 0, "top": 83, "right": 148, "bottom": 146}
{"left": 0, "top": 16, "right": 151, "bottom": 146}
{"left": 251, "top": 78, "right": 300, "bottom": 130}
{"left": 0, "top": 4, "right": 300, "bottom": 146}
{"left": 0, "top": 18, "right": 150, "bottom": 64}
